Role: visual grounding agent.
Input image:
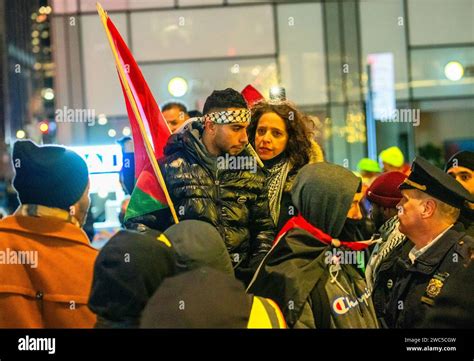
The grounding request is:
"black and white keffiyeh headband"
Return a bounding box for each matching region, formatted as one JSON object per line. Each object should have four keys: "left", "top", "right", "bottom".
{"left": 203, "top": 109, "right": 251, "bottom": 124}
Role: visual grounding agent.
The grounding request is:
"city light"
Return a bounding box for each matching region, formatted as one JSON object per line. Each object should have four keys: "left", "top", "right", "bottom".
{"left": 269, "top": 86, "right": 286, "bottom": 101}
{"left": 122, "top": 126, "right": 131, "bottom": 136}
{"left": 39, "top": 121, "right": 49, "bottom": 134}
{"left": 41, "top": 88, "right": 54, "bottom": 100}
{"left": 16, "top": 130, "right": 26, "bottom": 139}
{"left": 36, "top": 14, "right": 47, "bottom": 23}
{"left": 444, "top": 61, "right": 464, "bottom": 81}
{"left": 38, "top": 6, "right": 51, "bottom": 15}
{"left": 168, "top": 77, "right": 188, "bottom": 97}
{"left": 108, "top": 129, "right": 117, "bottom": 137}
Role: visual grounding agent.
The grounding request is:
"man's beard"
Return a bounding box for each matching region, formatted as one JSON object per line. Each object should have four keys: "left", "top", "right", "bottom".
{"left": 216, "top": 141, "right": 244, "bottom": 156}
{"left": 76, "top": 202, "right": 90, "bottom": 227}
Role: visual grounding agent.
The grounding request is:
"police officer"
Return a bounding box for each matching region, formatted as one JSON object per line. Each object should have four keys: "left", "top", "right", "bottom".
{"left": 384, "top": 157, "right": 474, "bottom": 328}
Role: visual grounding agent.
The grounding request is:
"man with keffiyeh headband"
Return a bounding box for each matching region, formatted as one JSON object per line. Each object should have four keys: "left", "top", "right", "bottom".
{"left": 146, "top": 88, "right": 275, "bottom": 286}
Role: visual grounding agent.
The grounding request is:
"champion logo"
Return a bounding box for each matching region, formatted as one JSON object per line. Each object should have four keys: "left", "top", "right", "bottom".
{"left": 333, "top": 298, "right": 349, "bottom": 315}
{"left": 332, "top": 288, "right": 372, "bottom": 315}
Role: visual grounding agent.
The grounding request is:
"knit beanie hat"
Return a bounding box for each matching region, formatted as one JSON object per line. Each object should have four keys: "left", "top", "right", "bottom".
{"left": 12, "top": 140, "right": 89, "bottom": 210}
{"left": 357, "top": 158, "right": 381, "bottom": 173}
{"left": 444, "top": 150, "right": 474, "bottom": 172}
{"left": 366, "top": 171, "right": 407, "bottom": 208}
{"left": 379, "top": 146, "right": 405, "bottom": 167}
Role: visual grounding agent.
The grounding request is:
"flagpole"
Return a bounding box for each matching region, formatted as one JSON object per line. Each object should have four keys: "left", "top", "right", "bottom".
{"left": 97, "top": 3, "right": 179, "bottom": 224}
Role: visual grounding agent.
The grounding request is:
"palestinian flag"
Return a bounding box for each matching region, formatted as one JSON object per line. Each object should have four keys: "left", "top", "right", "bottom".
{"left": 97, "top": 4, "right": 178, "bottom": 223}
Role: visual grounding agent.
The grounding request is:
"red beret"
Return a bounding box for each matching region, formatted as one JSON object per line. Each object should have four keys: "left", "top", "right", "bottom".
{"left": 366, "top": 171, "right": 407, "bottom": 208}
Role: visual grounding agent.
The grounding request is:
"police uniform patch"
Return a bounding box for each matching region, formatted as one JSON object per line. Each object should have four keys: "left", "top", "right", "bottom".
{"left": 426, "top": 278, "right": 443, "bottom": 298}
{"left": 421, "top": 272, "right": 449, "bottom": 306}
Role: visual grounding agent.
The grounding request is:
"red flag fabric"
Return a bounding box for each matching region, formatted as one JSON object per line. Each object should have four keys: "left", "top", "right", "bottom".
{"left": 98, "top": 8, "right": 172, "bottom": 221}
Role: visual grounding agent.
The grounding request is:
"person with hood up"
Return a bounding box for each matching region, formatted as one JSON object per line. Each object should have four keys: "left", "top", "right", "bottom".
{"left": 140, "top": 266, "right": 286, "bottom": 329}
{"left": 162, "top": 220, "right": 235, "bottom": 276}
{"left": 337, "top": 180, "right": 376, "bottom": 249}
{"left": 247, "top": 162, "right": 379, "bottom": 328}
{"left": 140, "top": 220, "right": 286, "bottom": 328}
{"left": 88, "top": 229, "right": 177, "bottom": 328}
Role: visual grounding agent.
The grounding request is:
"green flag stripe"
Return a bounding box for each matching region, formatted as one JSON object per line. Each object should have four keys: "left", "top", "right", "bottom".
{"left": 124, "top": 186, "right": 168, "bottom": 221}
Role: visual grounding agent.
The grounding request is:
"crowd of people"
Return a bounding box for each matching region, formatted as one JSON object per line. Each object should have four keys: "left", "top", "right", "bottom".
{"left": 0, "top": 87, "right": 473, "bottom": 329}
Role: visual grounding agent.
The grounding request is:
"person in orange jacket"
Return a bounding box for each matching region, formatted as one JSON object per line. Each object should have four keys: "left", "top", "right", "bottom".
{"left": 0, "top": 140, "right": 97, "bottom": 328}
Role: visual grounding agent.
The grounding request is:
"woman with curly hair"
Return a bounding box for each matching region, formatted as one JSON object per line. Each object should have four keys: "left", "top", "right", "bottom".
{"left": 247, "top": 100, "right": 324, "bottom": 232}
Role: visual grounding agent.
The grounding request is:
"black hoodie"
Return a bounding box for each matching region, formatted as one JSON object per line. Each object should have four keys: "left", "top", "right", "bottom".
{"left": 290, "top": 162, "right": 360, "bottom": 237}
{"left": 140, "top": 267, "right": 252, "bottom": 328}
{"left": 163, "top": 219, "right": 234, "bottom": 276}
{"left": 248, "top": 163, "right": 369, "bottom": 328}
{"left": 88, "top": 229, "right": 177, "bottom": 328}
